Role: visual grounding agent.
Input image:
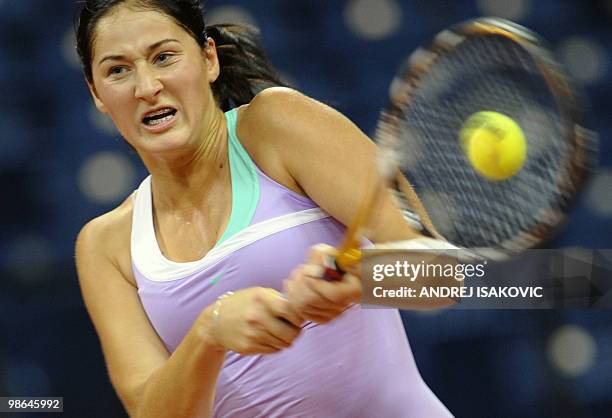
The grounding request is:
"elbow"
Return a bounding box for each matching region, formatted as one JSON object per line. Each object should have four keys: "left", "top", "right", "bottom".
{"left": 111, "top": 375, "right": 148, "bottom": 418}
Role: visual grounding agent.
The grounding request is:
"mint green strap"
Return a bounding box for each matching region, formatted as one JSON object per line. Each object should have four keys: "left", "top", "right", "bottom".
{"left": 215, "top": 108, "right": 260, "bottom": 245}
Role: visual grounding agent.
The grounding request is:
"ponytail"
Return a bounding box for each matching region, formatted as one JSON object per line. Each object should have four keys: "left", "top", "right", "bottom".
{"left": 207, "top": 24, "right": 290, "bottom": 111}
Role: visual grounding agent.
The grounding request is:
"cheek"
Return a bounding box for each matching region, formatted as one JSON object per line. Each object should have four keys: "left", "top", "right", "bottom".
{"left": 99, "top": 87, "right": 137, "bottom": 124}
{"left": 91, "top": 89, "right": 139, "bottom": 144}
{"left": 170, "top": 61, "right": 212, "bottom": 108}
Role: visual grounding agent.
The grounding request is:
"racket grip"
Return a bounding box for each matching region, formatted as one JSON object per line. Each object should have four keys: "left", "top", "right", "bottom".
{"left": 322, "top": 259, "right": 346, "bottom": 281}
{"left": 322, "top": 247, "right": 361, "bottom": 281}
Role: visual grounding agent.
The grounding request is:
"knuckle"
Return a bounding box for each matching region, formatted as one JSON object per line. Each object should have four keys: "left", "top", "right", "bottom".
{"left": 293, "top": 300, "right": 307, "bottom": 313}
{"left": 312, "top": 243, "right": 335, "bottom": 258}
{"left": 235, "top": 341, "right": 248, "bottom": 354}
{"left": 245, "top": 329, "right": 260, "bottom": 341}
{"left": 308, "top": 246, "right": 322, "bottom": 259}
{"left": 253, "top": 287, "right": 269, "bottom": 303}
{"left": 277, "top": 339, "right": 290, "bottom": 349}
{"left": 245, "top": 313, "right": 261, "bottom": 326}
{"left": 308, "top": 244, "right": 327, "bottom": 262}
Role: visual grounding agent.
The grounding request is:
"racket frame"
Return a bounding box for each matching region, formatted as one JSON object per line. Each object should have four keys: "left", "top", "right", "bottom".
{"left": 334, "top": 17, "right": 596, "bottom": 271}
{"left": 383, "top": 17, "right": 596, "bottom": 253}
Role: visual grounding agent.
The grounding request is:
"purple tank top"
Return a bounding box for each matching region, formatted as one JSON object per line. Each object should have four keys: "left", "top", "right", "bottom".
{"left": 130, "top": 109, "right": 453, "bottom": 417}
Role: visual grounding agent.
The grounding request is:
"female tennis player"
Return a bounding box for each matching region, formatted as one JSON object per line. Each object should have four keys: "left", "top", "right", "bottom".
{"left": 74, "top": 0, "right": 454, "bottom": 416}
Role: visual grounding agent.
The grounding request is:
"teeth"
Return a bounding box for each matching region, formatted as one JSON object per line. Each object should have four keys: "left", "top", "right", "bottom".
{"left": 146, "top": 114, "right": 174, "bottom": 126}
{"left": 146, "top": 108, "right": 174, "bottom": 118}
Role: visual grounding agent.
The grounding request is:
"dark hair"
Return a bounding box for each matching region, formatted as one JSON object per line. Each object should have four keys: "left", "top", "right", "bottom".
{"left": 75, "top": 0, "right": 288, "bottom": 110}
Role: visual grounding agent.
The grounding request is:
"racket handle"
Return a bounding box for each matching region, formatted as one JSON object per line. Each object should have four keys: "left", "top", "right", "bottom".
{"left": 322, "top": 248, "right": 361, "bottom": 281}
{"left": 322, "top": 259, "right": 346, "bottom": 281}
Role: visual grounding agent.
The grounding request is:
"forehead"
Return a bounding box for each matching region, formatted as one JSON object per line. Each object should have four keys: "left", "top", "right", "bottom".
{"left": 92, "top": 6, "right": 192, "bottom": 59}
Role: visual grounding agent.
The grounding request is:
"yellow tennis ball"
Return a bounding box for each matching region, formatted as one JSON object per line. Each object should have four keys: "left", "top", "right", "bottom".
{"left": 460, "top": 111, "right": 527, "bottom": 181}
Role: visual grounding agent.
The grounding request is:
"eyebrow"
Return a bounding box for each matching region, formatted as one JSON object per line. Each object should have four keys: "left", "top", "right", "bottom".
{"left": 97, "top": 38, "right": 180, "bottom": 66}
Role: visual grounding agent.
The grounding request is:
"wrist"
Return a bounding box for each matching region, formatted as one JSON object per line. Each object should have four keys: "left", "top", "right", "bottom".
{"left": 197, "top": 291, "right": 235, "bottom": 353}
{"left": 197, "top": 305, "right": 227, "bottom": 354}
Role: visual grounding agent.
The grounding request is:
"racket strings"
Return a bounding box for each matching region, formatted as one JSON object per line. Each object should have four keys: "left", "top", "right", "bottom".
{"left": 390, "top": 35, "right": 573, "bottom": 249}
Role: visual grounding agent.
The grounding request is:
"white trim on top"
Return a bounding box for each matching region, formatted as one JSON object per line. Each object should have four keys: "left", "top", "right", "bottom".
{"left": 131, "top": 177, "right": 331, "bottom": 282}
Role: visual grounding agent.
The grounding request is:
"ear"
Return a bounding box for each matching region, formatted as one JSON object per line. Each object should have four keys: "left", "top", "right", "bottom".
{"left": 203, "top": 37, "right": 220, "bottom": 83}
{"left": 87, "top": 80, "right": 110, "bottom": 114}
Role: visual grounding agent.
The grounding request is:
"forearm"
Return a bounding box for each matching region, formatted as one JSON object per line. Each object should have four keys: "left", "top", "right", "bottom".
{"left": 134, "top": 308, "right": 226, "bottom": 418}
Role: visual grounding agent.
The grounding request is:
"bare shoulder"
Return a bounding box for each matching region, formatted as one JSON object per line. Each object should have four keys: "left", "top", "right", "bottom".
{"left": 239, "top": 86, "right": 375, "bottom": 156}
{"left": 237, "top": 87, "right": 353, "bottom": 146}
{"left": 235, "top": 87, "right": 312, "bottom": 194}
{"left": 76, "top": 194, "right": 136, "bottom": 287}
{"left": 236, "top": 87, "right": 372, "bottom": 194}
{"left": 238, "top": 86, "right": 316, "bottom": 125}
{"left": 234, "top": 87, "right": 414, "bottom": 243}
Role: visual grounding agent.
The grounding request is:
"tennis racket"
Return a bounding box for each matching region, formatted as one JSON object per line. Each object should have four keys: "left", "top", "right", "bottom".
{"left": 325, "top": 17, "right": 597, "bottom": 280}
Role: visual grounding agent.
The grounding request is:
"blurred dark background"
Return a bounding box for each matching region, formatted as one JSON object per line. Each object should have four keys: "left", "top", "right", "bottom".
{"left": 1, "top": 0, "right": 611, "bottom": 417}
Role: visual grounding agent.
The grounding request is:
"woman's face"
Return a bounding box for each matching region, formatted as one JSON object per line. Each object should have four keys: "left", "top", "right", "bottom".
{"left": 89, "top": 6, "right": 220, "bottom": 155}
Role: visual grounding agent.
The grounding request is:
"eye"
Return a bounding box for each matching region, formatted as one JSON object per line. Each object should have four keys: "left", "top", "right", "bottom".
{"left": 154, "top": 52, "right": 175, "bottom": 65}
{"left": 108, "top": 66, "right": 126, "bottom": 76}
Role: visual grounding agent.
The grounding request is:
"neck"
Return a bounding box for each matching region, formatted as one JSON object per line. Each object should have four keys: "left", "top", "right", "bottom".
{"left": 143, "top": 108, "right": 230, "bottom": 213}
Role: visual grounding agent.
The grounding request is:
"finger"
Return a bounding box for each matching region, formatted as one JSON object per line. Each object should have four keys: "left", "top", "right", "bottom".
{"left": 253, "top": 288, "right": 301, "bottom": 325}
{"left": 284, "top": 274, "right": 326, "bottom": 316}
{"left": 335, "top": 273, "right": 362, "bottom": 302}
{"left": 246, "top": 309, "right": 301, "bottom": 348}
{"left": 284, "top": 265, "right": 322, "bottom": 306}
{"left": 283, "top": 278, "right": 299, "bottom": 308}
{"left": 306, "top": 274, "right": 362, "bottom": 305}
{"left": 301, "top": 275, "right": 352, "bottom": 306}
{"left": 301, "top": 263, "right": 325, "bottom": 279}
{"left": 262, "top": 291, "right": 304, "bottom": 328}
{"left": 275, "top": 301, "right": 305, "bottom": 327}
{"left": 307, "top": 243, "right": 337, "bottom": 266}
{"left": 301, "top": 301, "right": 348, "bottom": 315}
{"left": 300, "top": 311, "right": 339, "bottom": 324}
{"left": 287, "top": 275, "right": 338, "bottom": 311}
{"left": 244, "top": 289, "right": 302, "bottom": 335}
{"left": 242, "top": 319, "right": 297, "bottom": 350}
{"left": 261, "top": 326, "right": 297, "bottom": 349}
{"left": 238, "top": 342, "right": 283, "bottom": 355}
{"left": 308, "top": 243, "right": 347, "bottom": 281}
{"left": 302, "top": 301, "right": 357, "bottom": 324}
{"left": 301, "top": 306, "right": 346, "bottom": 321}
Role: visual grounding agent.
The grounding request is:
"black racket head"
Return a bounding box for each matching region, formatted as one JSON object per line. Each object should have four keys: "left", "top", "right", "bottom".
{"left": 380, "top": 17, "right": 598, "bottom": 253}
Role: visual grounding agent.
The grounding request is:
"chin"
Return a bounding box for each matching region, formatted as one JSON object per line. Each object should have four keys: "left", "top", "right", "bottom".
{"left": 143, "top": 136, "right": 192, "bottom": 155}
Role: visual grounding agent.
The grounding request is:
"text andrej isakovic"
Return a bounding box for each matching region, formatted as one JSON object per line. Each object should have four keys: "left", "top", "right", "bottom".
{"left": 370, "top": 260, "right": 544, "bottom": 299}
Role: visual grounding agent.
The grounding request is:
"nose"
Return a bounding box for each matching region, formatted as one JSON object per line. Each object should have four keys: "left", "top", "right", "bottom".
{"left": 134, "top": 65, "right": 163, "bottom": 102}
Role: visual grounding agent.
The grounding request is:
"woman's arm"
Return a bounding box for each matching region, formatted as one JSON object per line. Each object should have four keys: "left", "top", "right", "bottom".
{"left": 76, "top": 212, "right": 224, "bottom": 417}
{"left": 239, "top": 87, "right": 457, "bottom": 315}
{"left": 238, "top": 87, "right": 420, "bottom": 244}
{"left": 76, "top": 205, "right": 302, "bottom": 417}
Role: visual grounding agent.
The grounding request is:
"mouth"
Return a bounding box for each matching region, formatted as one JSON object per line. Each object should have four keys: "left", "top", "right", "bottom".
{"left": 141, "top": 107, "right": 178, "bottom": 132}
